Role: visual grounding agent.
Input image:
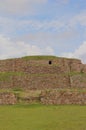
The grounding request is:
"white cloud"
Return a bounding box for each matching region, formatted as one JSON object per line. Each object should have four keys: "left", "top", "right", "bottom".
{"left": 68, "top": 10, "right": 86, "bottom": 27}
{"left": 45, "top": 46, "right": 54, "bottom": 54}
{"left": 0, "top": 16, "right": 64, "bottom": 35}
{"left": 0, "top": 0, "right": 48, "bottom": 15}
{"left": 0, "top": 35, "right": 54, "bottom": 59}
{"left": 0, "top": 10, "right": 86, "bottom": 35}
{"left": 61, "top": 41, "right": 86, "bottom": 63}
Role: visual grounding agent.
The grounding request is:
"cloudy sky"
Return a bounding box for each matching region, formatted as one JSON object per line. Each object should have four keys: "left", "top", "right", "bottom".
{"left": 0, "top": 0, "right": 86, "bottom": 63}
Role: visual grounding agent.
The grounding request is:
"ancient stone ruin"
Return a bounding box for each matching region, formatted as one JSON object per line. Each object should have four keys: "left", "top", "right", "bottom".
{"left": 0, "top": 56, "right": 86, "bottom": 90}
{"left": 0, "top": 55, "right": 86, "bottom": 105}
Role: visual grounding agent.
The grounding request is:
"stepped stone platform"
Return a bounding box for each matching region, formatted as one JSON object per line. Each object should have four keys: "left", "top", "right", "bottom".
{"left": 0, "top": 56, "right": 86, "bottom": 90}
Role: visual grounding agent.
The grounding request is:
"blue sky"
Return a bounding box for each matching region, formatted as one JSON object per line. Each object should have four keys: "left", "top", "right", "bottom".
{"left": 0, "top": 0, "right": 86, "bottom": 63}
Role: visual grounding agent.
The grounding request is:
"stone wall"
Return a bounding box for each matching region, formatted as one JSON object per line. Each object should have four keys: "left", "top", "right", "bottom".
{"left": 0, "top": 56, "right": 86, "bottom": 90}
{"left": 0, "top": 92, "right": 17, "bottom": 105}
{"left": 0, "top": 74, "right": 70, "bottom": 90}
{"left": 40, "top": 90, "right": 86, "bottom": 105}
{"left": 0, "top": 57, "right": 84, "bottom": 73}
{"left": 1, "top": 90, "right": 86, "bottom": 105}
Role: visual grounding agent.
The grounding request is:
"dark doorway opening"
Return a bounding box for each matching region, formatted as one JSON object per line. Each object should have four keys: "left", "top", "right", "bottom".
{"left": 49, "top": 61, "right": 52, "bottom": 65}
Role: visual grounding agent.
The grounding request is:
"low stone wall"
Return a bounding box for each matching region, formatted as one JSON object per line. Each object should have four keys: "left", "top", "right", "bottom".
{"left": 40, "top": 90, "right": 86, "bottom": 105}
{"left": 0, "top": 90, "right": 86, "bottom": 105}
{"left": 0, "top": 93, "right": 17, "bottom": 105}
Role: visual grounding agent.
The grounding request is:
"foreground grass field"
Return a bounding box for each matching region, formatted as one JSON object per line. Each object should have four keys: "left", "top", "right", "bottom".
{"left": 0, "top": 104, "right": 86, "bottom": 130}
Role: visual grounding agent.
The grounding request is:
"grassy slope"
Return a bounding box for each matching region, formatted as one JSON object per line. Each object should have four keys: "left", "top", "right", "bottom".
{"left": 0, "top": 104, "right": 86, "bottom": 130}
{"left": 21, "top": 55, "right": 57, "bottom": 60}
{"left": 21, "top": 55, "right": 79, "bottom": 61}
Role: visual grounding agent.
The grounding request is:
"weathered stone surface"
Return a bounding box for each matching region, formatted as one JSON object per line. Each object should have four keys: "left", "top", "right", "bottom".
{"left": 0, "top": 56, "right": 86, "bottom": 90}
{"left": 0, "top": 93, "right": 17, "bottom": 105}
{"left": 0, "top": 57, "right": 83, "bottom": 73}
{"left": 40, "top": 90, "right": 86, "bottom": 105}
{"left": 0, "top": 56, "right": 86, "bottom": 105}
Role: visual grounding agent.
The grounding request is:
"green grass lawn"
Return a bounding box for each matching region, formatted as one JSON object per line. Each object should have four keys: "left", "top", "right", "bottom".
{"left": 0, "top": 104, "right": 86, "bottom": 130}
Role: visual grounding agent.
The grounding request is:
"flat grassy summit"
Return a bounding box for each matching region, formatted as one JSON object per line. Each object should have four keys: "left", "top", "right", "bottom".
{"left": 22, "top": 55, "right": 57, "bottom": 60}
